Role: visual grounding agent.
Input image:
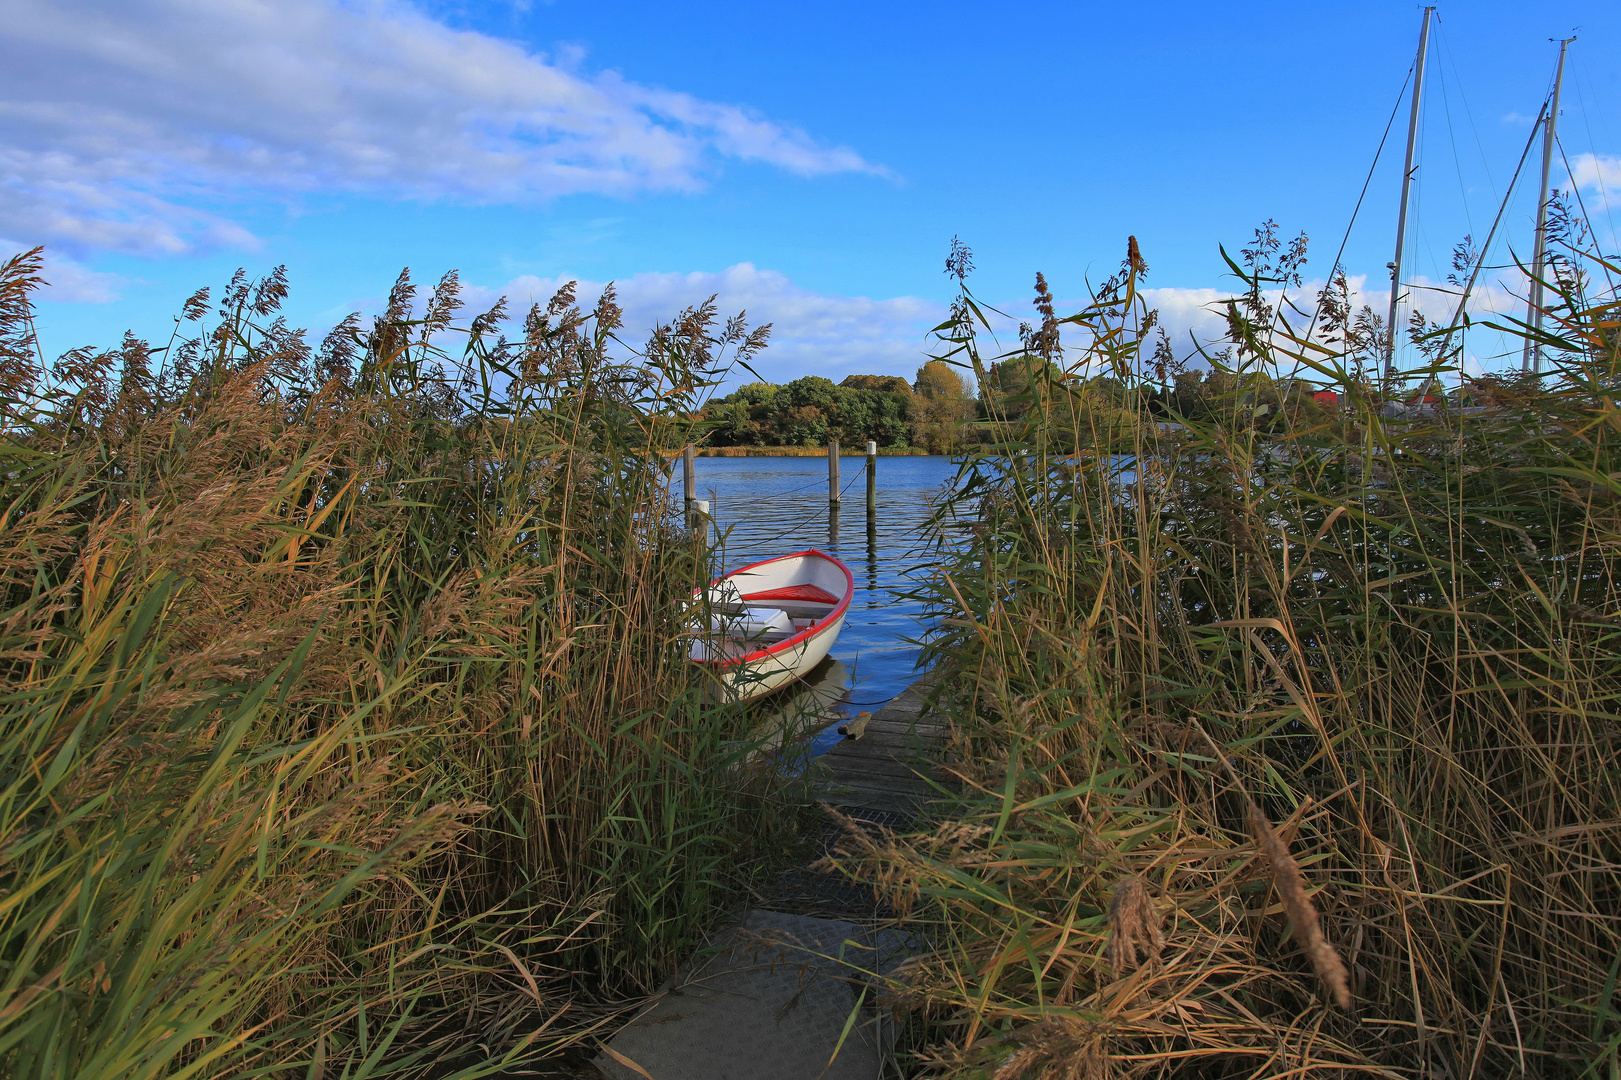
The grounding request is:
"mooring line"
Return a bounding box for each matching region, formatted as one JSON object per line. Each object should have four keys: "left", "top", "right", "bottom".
{"left": 728, "top": 462, "right": 870, "bottom": 548}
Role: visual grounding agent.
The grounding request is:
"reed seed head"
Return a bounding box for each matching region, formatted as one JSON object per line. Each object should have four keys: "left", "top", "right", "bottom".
{"left": 1105, "top": 874, "right": 1163, "bottom": 975}
{"left": 1248, "top": 800, "right": 1352, "bottom": 1010}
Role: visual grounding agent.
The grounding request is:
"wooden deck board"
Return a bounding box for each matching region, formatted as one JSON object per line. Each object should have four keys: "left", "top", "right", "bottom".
{"left": 823, "top": 735, "right": 935, "bottom": 758}
{"left": 823, "top": 736, "right": 928, "bottom": 756}
{"left": 822, "top": 755, "right": 929, "bottom": 776}
{"left": 813, "top": 674, "right": 946, "bottom": 814}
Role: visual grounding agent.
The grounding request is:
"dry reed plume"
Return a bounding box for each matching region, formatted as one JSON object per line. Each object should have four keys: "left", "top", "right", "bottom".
{"left": 822, "top": 231, "right": 1621, "bottom": 1077}
{"left": 1105, "top": 876, "right": 1163, "bottom": 977}
{"left": 0, "top": 247, "right": 793, "bottom": 1078}
{"left": 1247, "top": 801, "right": 1351, "bottom": 1010}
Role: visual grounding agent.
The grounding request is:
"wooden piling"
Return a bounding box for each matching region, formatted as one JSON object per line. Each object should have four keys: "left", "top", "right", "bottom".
{"left": 865, "top": 440, "right": 877, "bottom": 513}
{"left": 828, "top": 440, "right": 840, "bottom": 506}
{"left": 683, "top": 445, "right": 697, "bottom": 531}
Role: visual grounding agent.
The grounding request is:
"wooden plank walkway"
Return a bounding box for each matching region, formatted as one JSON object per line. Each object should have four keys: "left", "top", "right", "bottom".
{"left": 595, "top": 675, "right": 946, "bottom": 1080}
{"left": 595, "top": 910, "right": 902, "bottom": 1080}
{"left": 812, "top": 675, "right": 945, "bottom": 815}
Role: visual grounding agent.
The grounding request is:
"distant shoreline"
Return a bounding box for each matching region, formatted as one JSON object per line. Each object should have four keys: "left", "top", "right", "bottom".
{"left": 694, "top": 446, "right": 935, "bottom": 457}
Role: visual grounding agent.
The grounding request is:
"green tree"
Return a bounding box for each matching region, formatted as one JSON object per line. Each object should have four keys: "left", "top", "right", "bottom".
{"left": 784, "top": 376, "right": 839, "bottom": 412}
{"left": 712, "top": 400, "right": 752, "bottom": 444}
{"left": 697, "top": 374, "right": 917, "bottom": 448}
{"left": 835, "top": 389, "right": 876, "bottom": 444}
{"left": 910, "top": 360, "right": 974, "bottom": 453}
{"left": 914, "top": 360, "right": 972, "bottom": 402}
{"left": 733, "top": 380, "right": 779, "bottom": 406}
{"left": 841, "top": 374, "right": 913, "bottom": 395}
{"left": 781, "top": 404, "right": 828, "bottom": 446}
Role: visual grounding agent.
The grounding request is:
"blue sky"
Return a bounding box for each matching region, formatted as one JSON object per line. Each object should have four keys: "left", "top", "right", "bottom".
{"left": 6, "top": 0, "right": 1619, "bottom": 384}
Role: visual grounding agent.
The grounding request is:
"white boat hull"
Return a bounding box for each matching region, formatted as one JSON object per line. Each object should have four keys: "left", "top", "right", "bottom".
{"left": 690, "top": 549, "right": 853, "bottom": 703}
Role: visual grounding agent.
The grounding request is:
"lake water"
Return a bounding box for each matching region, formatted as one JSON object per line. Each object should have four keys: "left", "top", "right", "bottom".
{"left": 686, "top": 454, "right": 960, "bottom": 750}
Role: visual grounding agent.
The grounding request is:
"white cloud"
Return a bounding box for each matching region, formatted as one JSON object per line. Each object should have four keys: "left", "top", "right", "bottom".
{"left": 37, "top": 256, "right": 128, "bottom": 304}
{"left": 466, "top": 263, "right": 943, "bottom": 385}
{"left": 1567, "top": 153, "right": 1621, "bottom": 197}
{"left": 0, "top": 240, "right": 126, "bottom": 303}
{"left": 0, "top": 0, "right": 883, "bottom": 257}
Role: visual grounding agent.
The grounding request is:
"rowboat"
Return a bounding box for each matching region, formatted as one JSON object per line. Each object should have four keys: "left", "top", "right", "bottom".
{"left": 689, "top": 549, "right": 853, "bottom": 702}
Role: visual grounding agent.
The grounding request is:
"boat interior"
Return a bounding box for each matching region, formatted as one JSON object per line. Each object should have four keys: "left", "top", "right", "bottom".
{"left": 715, "top": 599, "right": 836, "bottom": 621}
{"left": 693, "top": 580, "right": 840, "bottom": 653}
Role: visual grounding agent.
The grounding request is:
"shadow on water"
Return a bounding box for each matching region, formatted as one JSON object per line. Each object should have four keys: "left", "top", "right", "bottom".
{"left": 736, "top": 657, "right": 851, "bottom": 775}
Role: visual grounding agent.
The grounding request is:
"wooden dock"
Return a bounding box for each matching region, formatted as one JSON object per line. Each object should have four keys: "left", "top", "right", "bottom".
{"left": 596, "top": 675, "right": 947, "bottom": 1080}
{"left": 812, "top": 676, "right": 945, "bottom": 815}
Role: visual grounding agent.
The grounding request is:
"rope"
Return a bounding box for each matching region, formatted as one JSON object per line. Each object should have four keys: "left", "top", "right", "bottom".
{"left": 715, "top": 468, "right": 841, "bottom": 503}
{"left": 713, "top": 460, "right": 871, "bottom": 549}
{"left": 691, "top": 453, "right": 888, "bottom": 505}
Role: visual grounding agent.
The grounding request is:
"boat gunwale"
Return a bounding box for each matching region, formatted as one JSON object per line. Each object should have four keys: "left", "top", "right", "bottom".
{"left": 691, "top": 548, "right": 854, "bottom": 671}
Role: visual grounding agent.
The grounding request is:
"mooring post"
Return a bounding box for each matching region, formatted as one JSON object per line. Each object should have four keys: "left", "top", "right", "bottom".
{"left": 828, "top": 440, "right": 840, "bottom": 507}
{"left": 865, "top": 440, "right": 877, "bottom": 513}
{"left": 683, "top": 445, "right": 697, "bottom": 528}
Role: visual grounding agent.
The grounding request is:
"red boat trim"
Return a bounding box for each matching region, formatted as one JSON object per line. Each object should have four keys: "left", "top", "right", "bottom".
{"left": 692, "top": 548, "right": 854, "bottom": 670}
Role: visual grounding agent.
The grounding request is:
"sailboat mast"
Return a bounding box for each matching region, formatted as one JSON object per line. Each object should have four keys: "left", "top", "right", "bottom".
{"left": 1523, "top": 36, "right": 1575, "bottom": 374}
{"left": 1385, "top": 6, "right": 1434, "bottom": 384}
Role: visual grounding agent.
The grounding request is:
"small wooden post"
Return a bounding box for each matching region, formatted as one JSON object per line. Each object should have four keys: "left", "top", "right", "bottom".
{"left": 828, "top": 440, "right": 840, "bottom": 506}
{"left": 683, "top": 445, "right": 697, "bottom": 527}
{"left": 837, "top": 711, "right": 872, "bottom": 739}
{"left": 865, "top": 440, "right": 877, "bottom": 513}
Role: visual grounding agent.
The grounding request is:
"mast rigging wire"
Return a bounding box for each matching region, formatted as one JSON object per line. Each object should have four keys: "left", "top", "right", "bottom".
{"left": 1439, "top": 98, "right": 1550, "bottom": 348}
{"left": 1554, "top": 134, "right": 1619, "bottom": 299}
{"left": 1434, "top": 34, "right": 1475, "bottom": 239}
{"left": 1436, "top": 14, "right": 1498, "bottom": 194}
{"left": 1573, "top": 75, "right": 1618, "bottom": 251}
{"left": 1298, "top": 64, "right": 1416, "bottom": 358}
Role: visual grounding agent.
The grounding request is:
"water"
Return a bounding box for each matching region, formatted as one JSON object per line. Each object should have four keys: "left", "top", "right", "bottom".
{"left": 687, "top": 454, "right": 960, "bottom": 748}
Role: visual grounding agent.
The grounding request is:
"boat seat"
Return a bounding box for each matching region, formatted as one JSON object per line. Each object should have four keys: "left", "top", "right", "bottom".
{"left": 729, "top": 607, "right": 791, "bottom": 637}
{"left": 711, "top": 599, "right": 834, "bottom": 619}
{"left": 752, "top": 601, "right": 835, "bottom": 619}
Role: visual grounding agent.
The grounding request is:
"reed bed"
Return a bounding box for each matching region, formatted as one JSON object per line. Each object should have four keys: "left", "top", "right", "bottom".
{"left": 0, "top": 249, "right": 797, "bottom": 1077}
{"left": 825, "top": 238, "right": 1621, "bottom": 1077}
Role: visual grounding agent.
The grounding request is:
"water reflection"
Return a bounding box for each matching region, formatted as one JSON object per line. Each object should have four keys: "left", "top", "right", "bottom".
{"left": 748, "top": 656, "right": 850, "bottom": 761}
{"left": 866, "top": 512, "right": 878, "bottom": 594}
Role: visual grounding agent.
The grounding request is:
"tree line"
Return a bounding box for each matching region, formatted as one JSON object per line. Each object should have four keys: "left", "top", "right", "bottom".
{"left": 697, "top": 360, "right": 974, "bottom": 454}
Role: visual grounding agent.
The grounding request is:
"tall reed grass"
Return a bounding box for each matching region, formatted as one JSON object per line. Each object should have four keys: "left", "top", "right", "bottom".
{"left": 826, "top": 237, "right": 1621, "bottom": 1077}
{"left": 0, "top": 249, "right": 795, "bottom": 1077}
